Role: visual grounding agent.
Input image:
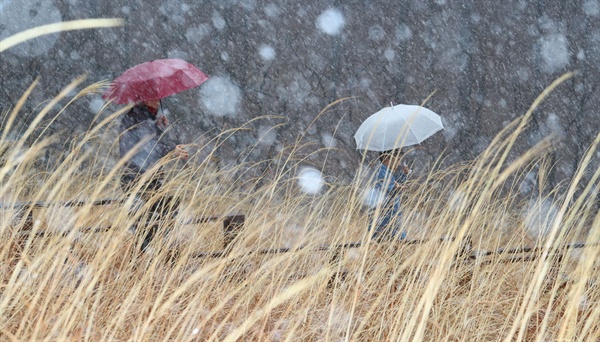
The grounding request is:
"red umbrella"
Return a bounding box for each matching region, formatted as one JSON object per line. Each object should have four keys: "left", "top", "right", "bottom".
{"left": 103, "top": 58, "right": 209, "bottom": 104}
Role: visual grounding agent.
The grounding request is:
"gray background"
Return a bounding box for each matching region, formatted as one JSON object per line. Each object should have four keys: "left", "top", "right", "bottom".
{"left": 1, "top": 0, "right": 599, "bottom": 194}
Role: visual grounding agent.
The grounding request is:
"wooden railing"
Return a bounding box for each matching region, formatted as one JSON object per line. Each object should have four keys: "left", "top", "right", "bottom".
{"left": 3, "top": 199, "right": 596, "bottom": 286}
{"left": 1, "top": 198, "right": 245, "bottom": 250}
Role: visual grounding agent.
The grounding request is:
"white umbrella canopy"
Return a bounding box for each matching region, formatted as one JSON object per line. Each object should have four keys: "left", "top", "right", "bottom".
{"left": 354, "top": 104, "right": 444, "bottom": 151}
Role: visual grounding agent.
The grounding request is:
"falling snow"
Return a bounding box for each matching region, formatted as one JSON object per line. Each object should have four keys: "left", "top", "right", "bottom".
{"left": 368, "top": 25, "right": 386, "bottom": 41}
{"left": 212, "top": 11, "right": 226, "bottom": 30}
{"left": 263, "top": 3, "right": 280, "bottom": 17}
{"left": 321, "top": 133, "right": 337, "bottom": 148}
{"left": 583, "top": 0, "right": 600, "bottom": 16}
{"left": 297, "top": 167, "right": 325, "bottom": 195}
{"left": 259, "top": 44, "right": 276, "bottom": 61}
{"left": 395, "top": 24, "right": 412, "bottom": 42}
{"left": 523, "top": 198, "right": 560, "bottom": 239}
{"left": 362, "top": 187, "right": 385, "bottom": 207}
{"left": 384, "top": 48, "right": 395, "bottom": 61}
{"left": 185, "top": 24, "right": 211, "bottom": 43}
{"left": 88, "top": 97, "right": 105, "bottom": 114}
{"left": 316, "top": 8, "right": 346, "bottom": 35}
{"left": 257, "top": 125, "right": 277, "bottom": 145}
{"left": 199, "top": 76, "right": 242, "bottom": 117}
{"left": 539, "top": 34, "right": 570, "bottom": 73}
{"left": 1, "top": 0, "right": 599, "bottom": 194}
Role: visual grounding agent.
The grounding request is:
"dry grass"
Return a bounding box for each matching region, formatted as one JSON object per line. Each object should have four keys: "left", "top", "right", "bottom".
{"left": 3, "top": 35, "right": 600, "bottom": 340}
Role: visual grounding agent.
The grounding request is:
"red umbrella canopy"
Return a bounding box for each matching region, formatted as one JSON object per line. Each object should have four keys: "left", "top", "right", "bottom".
{"left": 103, "top": 59, "right": 209, "bottom": 104}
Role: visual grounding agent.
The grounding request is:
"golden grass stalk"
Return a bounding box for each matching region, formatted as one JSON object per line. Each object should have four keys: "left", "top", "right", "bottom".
{"left": 2, "top": 71, "right": 600, "bottom": 340}
{"left": 0, "top": 19, "right": 124, "bottom": 52}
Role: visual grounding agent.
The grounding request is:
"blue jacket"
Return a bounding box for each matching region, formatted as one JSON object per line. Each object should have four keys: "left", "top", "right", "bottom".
{"left": 369, "top": 162, "right": 408, "bottom": 240}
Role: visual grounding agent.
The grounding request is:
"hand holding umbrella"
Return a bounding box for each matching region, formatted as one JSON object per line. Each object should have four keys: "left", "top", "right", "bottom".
{"left": 156, "top": 114, "right": 169, "bottom": 130}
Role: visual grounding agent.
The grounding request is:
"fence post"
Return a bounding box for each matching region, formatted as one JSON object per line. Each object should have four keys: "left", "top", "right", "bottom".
{"left": 222, "top": 215, "right": 245, "bottom": 250}
{"left": 10, "top": 210, "right": 34, "bottom": 261}
{"left": 453, "top": 235, "right": 474, "bottom": 286}
{"left": 327, "top": 245, "right": 348, "bottom": 288}
{"left": 451, "top": 236, "right": 472, "bottom": 262}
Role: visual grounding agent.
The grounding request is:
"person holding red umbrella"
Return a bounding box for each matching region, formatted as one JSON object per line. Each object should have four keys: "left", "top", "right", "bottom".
{"left": 104, "top": 59, "right": 209, "bottom": 253}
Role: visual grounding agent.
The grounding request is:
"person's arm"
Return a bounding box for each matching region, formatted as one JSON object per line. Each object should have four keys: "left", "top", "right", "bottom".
{"left": 397, "top": 163, "right": 411, "bottom": 184}
{"left": 154, "top": 123, "right": 189, "bottom": 161}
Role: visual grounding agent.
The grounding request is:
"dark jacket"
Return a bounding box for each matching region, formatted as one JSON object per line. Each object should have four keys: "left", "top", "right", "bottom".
{"left": 368, "top": 162, "right": 409, "bottom": 240}
{"left": 119, "top": 105, "right": 176, "bottom": 184}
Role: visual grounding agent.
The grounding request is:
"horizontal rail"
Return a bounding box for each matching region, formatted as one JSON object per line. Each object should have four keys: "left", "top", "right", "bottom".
{"left": 12, "top": 214, "right": 244, "bottom": 236}
{"left": 0, "top": 198, "right": 125, "bottom": 210}
{"left": 470, "top": 242, "right": 600, "bottom": 260}
{"left": 1, "top": 198, "right": 245, "bottom": 251}
{"left": 190, "top": 237, "right": 599, "bottom": 265}
{"left": 190, "top": 237, "right": 457, "bottom": 259}
{"left": 4, "top": 199, "right": 598, "bottom": 268}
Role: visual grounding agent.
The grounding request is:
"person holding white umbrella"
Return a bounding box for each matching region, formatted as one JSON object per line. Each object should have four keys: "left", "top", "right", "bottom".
{"left": 355, "top": 104, "right": 444, "bottom": 241}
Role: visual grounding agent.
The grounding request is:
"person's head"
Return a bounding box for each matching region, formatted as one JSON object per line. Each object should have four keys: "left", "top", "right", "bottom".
{"left": 141, "top": 99, "right": 160, "bottom": 115}
{"left": 378, "top": 149, "right": 404, "bottom": 169}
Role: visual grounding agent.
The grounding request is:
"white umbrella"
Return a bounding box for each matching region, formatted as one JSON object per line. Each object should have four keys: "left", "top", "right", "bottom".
{"left": 354, "top": 104, "right": 444, "bottom": 151}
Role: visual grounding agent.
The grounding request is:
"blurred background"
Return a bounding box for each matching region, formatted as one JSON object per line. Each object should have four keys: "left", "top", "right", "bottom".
{"left": 1, "top": 0, "right": 599, "bottom": 192}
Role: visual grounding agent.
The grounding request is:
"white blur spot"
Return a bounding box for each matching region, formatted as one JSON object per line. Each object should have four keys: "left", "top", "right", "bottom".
{"left": 441, "top": 117, "right": 457, "bottom": 140}
{"left": 88, "top": 97, "right": 105, "bottom": 113}
{"left": 539, "top": 34, "right": 570, "bottom": 74}
{"left": 192, "top": 328, "right": 199, "bottom": 335}
{"left": 297, "top": 167, "right": 324, "bottom": 195}
{"left": 212, "top": 11, "right": 226, "bottom": 30}
{"left": 259, "top": 44, "right": 276, "bottom": 61}
{"left": 220, "top": 51, "right": 229, "bottom": 61}
{"left": 523, "top": 198, "right": 560, "bottom": 239}
{"left": 519, "top": 171, "right": 537, "bottom": 194}
{"left": 359, "top": 78, "right": 371, "bottom": 89}
{"left": 395, "top": 24, "right": 412, "bottom": 42}
{"left": 316, "top": 8, "right": 345, "bottom": 35}
{"left": 362, "top": 187, "right": 385, "bottom": 207}
{"left": 238, "top": 0, "right": 255, "bottom": 10}
{"left": 516, "top": 67, "right": 530, "bottom": 82}
{"left": 257, "top": 125, "right": 277, "bottom": 146}
{"left": 447, "top": 189, "right": 468, "bottom": 212}
{"left": 368, "top": 25, "right": 385, "bottom": 41}
{"left": 185, "top": 24, "right": 211, "bottom": 43}
{"left": 434, "top": 0, "right": 447, "bottom": 4}
{"left": 264, "top": 3, "right": 280, "bottom": 17}
{"left": 584, "top": 0, "right": 600, "bottom": 16}
{"left": 321, "top": 133, "right": 337, "bottom": 148}
{"left": 384, "top": 48, "right": 395, "bottom": 61}
{"left": 199, "top": 76, "right": 242, "bottom": 117}
{"left": 167, "top": 48, "right": 188, "bottom": 60}
{"left": 546, "top": 113, "right": 564, "bottom": 137}
{"left": 0, "top": 0, "right": 62, "bottom": 57}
